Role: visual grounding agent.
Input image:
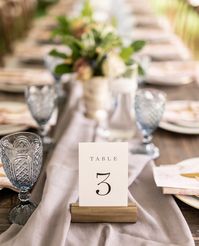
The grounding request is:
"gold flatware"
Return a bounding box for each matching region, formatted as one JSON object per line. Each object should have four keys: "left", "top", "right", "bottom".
{"left": 181, "top": 172, "right": 199, "bottom": 180}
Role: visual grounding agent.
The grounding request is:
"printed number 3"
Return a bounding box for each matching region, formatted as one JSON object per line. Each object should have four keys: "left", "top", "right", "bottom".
{"left": 96, "top": 173, "right": 111, "bottom": 196}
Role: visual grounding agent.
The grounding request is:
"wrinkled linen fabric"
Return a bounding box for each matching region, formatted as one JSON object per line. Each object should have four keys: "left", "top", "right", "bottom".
{"left": 0, "top": 85, "right": 194, "bottom": 246}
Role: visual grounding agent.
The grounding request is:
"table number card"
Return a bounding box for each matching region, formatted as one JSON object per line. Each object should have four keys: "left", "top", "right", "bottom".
{"left": 79, "top": 142, "right": 128, "bottom": 207}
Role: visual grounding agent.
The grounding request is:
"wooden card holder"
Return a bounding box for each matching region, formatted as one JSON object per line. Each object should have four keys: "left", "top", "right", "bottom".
{"left": 70, "top": 203, "right": 137, "bottom": 223}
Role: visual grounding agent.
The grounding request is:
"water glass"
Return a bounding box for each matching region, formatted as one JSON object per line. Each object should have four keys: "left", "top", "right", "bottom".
{"left": 0, "top": 132, "right": 43, "bottom": 225}
{"left": 132, "top": 88, "right": 166, "bottom": 159}
{"left": 25, "top": 84, "right": 57, "bottom": 149}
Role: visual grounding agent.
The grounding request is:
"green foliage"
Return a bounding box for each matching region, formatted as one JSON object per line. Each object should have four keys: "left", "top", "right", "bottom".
{"left": 81, "top": 0, "right": 93, "bottom": 19}
{"left": 138, "top": 64, "right": 145, "bottom": 76}
{"left": 49, "top": 0, "right": 146, "bottom": 78}
{"left": 131, "top": 40, "right": 146, "bottom": 52}
{"left": 54, "top": 63, "right": 72, "bottom": 75}
{"left": 120, "top": 46, "right": 134, "bottom": 63}
{"left": 52, "top": 16, "right": 71, "bottom": 36}
{"left": 49, "top": 49, "right": 68, "bottom": 59}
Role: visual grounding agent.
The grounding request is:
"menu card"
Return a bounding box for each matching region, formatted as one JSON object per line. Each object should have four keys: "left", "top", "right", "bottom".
{"left": 79, "top": 142, "right": 128, "bottom": 207}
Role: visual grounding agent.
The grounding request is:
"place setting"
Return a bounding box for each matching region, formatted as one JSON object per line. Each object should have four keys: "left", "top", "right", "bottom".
{"left": 0, "top": 68, "right": 53, "bottom": 92}
{"left": 144, "top": 61, "right": 198, "bottom": 86}
{"left": 14, "top": 44, "right": 54, "bottom": 65}
{"left": 153, "top": 157, "right": 199, "bottom": 209}
{"left": 160, "top": 100, "right": 199, "bottom": 134}
{"left": 138, "top": 38, "right": 191, "bottom": 61}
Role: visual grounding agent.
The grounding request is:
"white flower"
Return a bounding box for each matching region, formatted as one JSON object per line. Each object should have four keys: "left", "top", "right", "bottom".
{"left": 101, "top": 25, "right": 116, "bottom": 37}
{"left": 102, "top": 52, "right": 126, "bottom": 78}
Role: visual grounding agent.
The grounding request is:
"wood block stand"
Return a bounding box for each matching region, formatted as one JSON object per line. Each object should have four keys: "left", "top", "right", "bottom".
{"left": 70, "top": 203, "right": 137, "bottom": 223}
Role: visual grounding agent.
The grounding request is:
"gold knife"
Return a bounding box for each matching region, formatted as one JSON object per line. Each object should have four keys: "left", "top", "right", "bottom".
{"left": 181, "top": 172, "right": 199, "bottom": 180}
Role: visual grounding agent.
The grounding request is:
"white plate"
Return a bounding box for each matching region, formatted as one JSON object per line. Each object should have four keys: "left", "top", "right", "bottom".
{"left": 159, "top": 121, "right": 199, "bottom": 135}
{"left": 175, "top": 195, "right": 199, "bottom": 209}
{"left": 174, "top": 158, "right": 199, "bottom": 209}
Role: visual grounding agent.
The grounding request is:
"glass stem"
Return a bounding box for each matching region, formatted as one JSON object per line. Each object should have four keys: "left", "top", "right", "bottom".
{"left": 18, "top": 191, "right": 31, "bottom": 204}
{"left": 143, "top": 134, "right": 152, "bottom": 144}
{"left": 55, "top": 78, "right": 65, "bottom": 99}
{"left": 39, "top": 124, "right": 46, "bottom": 138}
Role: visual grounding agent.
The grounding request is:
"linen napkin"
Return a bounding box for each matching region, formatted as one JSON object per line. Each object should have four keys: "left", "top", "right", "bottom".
{"left": 0, "top": 102, "right": 37, "bottom": 128}
{"left": 0, "top": 109, "right": 194, "bottom": 246}
{"left": 145, "top": 61, "right": 196, "bottom": 85}
{"left": 0, "top": 163, "right": 17, "bottom": 191}
{"left": 162, "top": 101, "right": 199, "bottom": 128}
{"left": 0, "top": 68, "right": 53, "bottom": 86}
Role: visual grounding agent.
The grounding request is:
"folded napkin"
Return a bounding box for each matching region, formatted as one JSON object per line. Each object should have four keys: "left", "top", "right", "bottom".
{"left": 132, "top": 28, "right": 173, "bottom": 43}
{"left": 162, "top": 101, "right": 199, "bottom": 128}
{"left": 0, "top": 68, "right": 53, "bottom": 86}
{"left": 0, "top": 163, "right": 17, "bottom": 191}
{"left": 146, "top": 61, "right": 197, "bottom": 85}
{"left": 153, "top": 163, "right": 199, "bottom": 195}
{"left": 0, "top": 107, "right": 194, "bottom": 246}
{"left": 139, "top": 38, "right": 191, "bottom": 61}
{"left": 0, "top": 102, "right": 37, "bottom": 128}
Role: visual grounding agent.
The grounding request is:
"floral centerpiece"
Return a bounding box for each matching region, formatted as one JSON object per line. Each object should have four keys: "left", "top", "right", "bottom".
{"left": 50, "top": 0, "right": 145, "bottom": 120}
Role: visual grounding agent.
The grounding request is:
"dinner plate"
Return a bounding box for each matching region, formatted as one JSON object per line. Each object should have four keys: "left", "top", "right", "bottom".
{"left": 159, "top": 121, "right": 199, "bottom": 135}
{"left": 174, "top": 158, "right": 199, "bottom": 209}
{"left": 175, "top": 195, "right": 199, "bottom": 209}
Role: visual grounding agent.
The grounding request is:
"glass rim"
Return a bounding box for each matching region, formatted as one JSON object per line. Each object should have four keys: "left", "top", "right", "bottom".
{"left": 25, "top": 83, "right": 54, "bottom": 89}
{"left": 136, "top": 88, "right": 167, "bottom": 98}
{"left": 0, "top": 132, "right": 42, "bottom": 150}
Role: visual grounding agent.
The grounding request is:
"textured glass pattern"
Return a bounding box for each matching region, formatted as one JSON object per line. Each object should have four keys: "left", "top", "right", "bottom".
{"left": 135, "top": 89, "right": 166, "bottom": 136}
{"left": 1, "top": 132, "right": 43, "bottom": 191}
{"left": 25, "top": 85, "right": 56, "bottom": 125}
{"left": 0, "top": 132, "right": 43, "bottom": 225}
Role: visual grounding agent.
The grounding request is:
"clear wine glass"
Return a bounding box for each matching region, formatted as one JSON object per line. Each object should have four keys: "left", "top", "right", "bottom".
{"left": 25, "top": 84, "right": 57, "bottom": 149}
{"left": 0, "top": 132, "right": 43, "bottom": 225}
{"left": 131, "top": 88, "right": 166, "bottom": 159}
{"left": 98, "top": 64, "right": 138, "bottom": 141}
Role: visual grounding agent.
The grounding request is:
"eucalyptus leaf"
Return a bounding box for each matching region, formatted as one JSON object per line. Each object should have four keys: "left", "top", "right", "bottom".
{"left": 120, "top": 46, "right": 134, "bottom": 63}
{"left": 54, "top": 63, "right": 72, "bottom": 75}
{"left": 81, "top": 0, "right": 93, "bottom": 19}
{"left": 138, "top": 64, "right": 145, "bottom": 76}
{"left": 49, "top": 49, "right": 68, "bottom": 59}
{"left": 52, "top": 16, "right": 71, "bottom": 37}
{"left": 131, "top": 40, "right": 146, "bottom": 52}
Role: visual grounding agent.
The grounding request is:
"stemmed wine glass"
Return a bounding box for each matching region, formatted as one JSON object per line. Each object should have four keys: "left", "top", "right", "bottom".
{"left": 25, "top": 84, "right": 57, "bottom": 149}
{"left": 0, "top": 132, "right": 43, "bottom": 225}
{"left": 131, "top": 88, "right": 166, "bottom": 159}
